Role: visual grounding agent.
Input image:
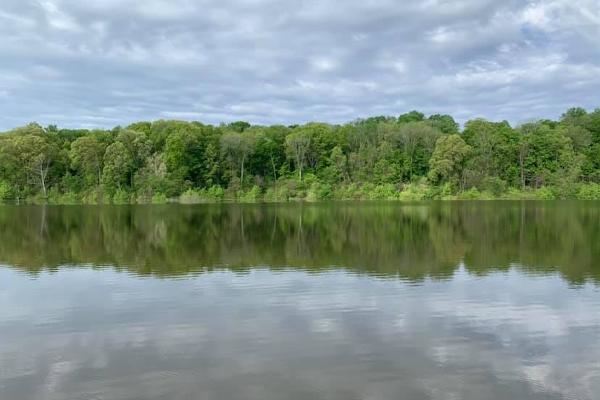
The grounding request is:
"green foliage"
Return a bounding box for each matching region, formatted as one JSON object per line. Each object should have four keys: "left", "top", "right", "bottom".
{"left": 536, "top": 187, "right": 556, "bottom": 200}
{"left": 373, "top": 184, "right": 399, "bottom": 200}
{"left": 151, "top": 192, "right": 168, "bottom": 204}
{"left": 285, "top": 130, "right": 311, "bottom": 181}
{"left": 428, "top": 114, "right": 459, "bottom": 134}
{"left": 456, "top": 188, "right": 495, "bottom": 200}
{"left": 576, "top": 183, "right": 600, "bottom": 200}
{"left": 112, "top": 188, "right": 132, "bottom": 204}
{"left": 102, "top": 141, "right": 132, "bottom": 194}
{"left": 480, "top": 176, "right": 507, "bottom": 197}
{"left": 398, "top": 110, "right": 425, "bottom": 124}
{"left": 239, "top": 185, "right": 262, "bottom": 202}
{"left": 0, "top": 181, "right": 12, "bottom": 200}
{"left": 428, "top": 134, "right": 472, "bottom": 188}
{"left": 70, "top": 135, "right": 106, "bottom": 187}
{"left": 179, "top": 186, "right": 225, "bottom": 204}
{"left": 398, "top": 180, "right": 432, "bottom": 201}
{"left": 305, "top": 181, "right": 331, "bottom": 201}
{"left": 1, "top": 107, "right": 600, "bottom": 203}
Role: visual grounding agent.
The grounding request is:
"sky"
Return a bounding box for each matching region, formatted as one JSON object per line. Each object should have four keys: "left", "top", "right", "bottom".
{"left": 0, "top": 0, "right": 599, "bottom": 130}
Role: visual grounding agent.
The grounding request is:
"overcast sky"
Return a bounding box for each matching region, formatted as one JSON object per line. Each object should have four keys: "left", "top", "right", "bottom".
{"left": 0, "top": 0, "right": 599, "bottom": 130}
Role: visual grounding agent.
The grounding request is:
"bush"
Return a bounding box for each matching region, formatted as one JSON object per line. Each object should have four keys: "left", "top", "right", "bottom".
{"left": 151, "top": 192, "right": 168, "bottom": 204}
{"left": 456, "top": 188, "right": 494, "bottom": 200}
{"left": 0, "top": 181, "right": 12, "bottom": 201}
{"left": 264, "top": 185, "right": 289, "bottom": 202}
{"left": 239, "top": 185, "right": 262, "bottom": 202}
{"left": 480, "top": 177, "right": 507, "bottom": 196}
{"left": 535, "top": 186, "right": 556, "bottom": 200}
{"left": 398, "top": 181, "right": 431, "bottom": 201}
{"left": 458, "top": 188, "right": 482, "bottom": 199}
{"left": 368, "top": 184, "right": 398, "bottom": 200}
{"left": 179, "top": 189, "right": 201, "bottom": 204}
{"left": 307, "top": 182, "right": 332, "bottom": 201}
{"left": 112, "top": 188, "right": 132, "bottom": 204}
{"left": 207, "top": 185, "right": 225, "bottom": 200}
{"left": 441, "top": 182, "right": 454, "bottom": 198}
{"left": 179, "top": 186, "right": 225, "bottom": 203}
{"left": 49, "top": 190, "right": 80, "bottom": 205}
{"left": 576, "top": 183, "right": 600, "bottom": 200}
{"left": 82, "top": 187, "right": 106, "bottom": 204}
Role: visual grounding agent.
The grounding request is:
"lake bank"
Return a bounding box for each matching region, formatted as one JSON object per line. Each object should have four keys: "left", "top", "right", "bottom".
{"left": 8, "top": 181, "right": 600, "bottom": 205}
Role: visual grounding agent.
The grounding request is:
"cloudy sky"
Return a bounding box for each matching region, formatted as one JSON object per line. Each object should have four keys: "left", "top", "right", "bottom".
{"left": 0, "top": 0, "right": 599, "bottom": 130}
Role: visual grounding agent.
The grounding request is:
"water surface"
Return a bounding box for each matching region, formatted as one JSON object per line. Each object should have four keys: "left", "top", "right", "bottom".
{"left": 1, "top": 202, "right": 599, "bottom": 400}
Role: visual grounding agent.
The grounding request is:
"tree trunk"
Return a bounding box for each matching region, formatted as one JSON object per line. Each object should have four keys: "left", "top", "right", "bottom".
{"left": 240, "top": 156, "right": 245, "bottom": 187}
{"left": 519, "top": 149, "right": 526, "bottom": 189}
{"left": 39, "top": 164, "right": 47, "bottom": 198}
{"left": 270, "top": 155, "right": 277, "bottom": 181}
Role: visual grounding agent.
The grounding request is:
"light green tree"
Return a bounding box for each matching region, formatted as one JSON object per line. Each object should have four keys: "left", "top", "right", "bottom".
{"left": 285, "top": 131, "right": 311, "bottom": 181}
{"left": 428, "top": 134, "right": 472, "bottom": 189}
{"left": 70, "top": 135, "right": 106, "bottom": 186}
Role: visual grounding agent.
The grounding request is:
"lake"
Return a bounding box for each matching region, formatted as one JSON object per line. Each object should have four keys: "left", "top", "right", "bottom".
{"left": 1, "top": 202, "right": 599, "bottom": 400}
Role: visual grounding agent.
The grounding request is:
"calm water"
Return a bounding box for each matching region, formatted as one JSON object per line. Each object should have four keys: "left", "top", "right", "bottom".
{"left": 1, "top": 202, "right": 600, "bottom": 400}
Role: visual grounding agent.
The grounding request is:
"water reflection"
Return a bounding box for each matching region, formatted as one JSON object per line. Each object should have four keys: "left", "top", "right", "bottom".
{"left": 1, "top": 203, "right": 600, "bottom": 400}
{"left": 0, "top": 202, "right": 599, "bottom": 284}
{"left": 1, "top": 268, "right": 599, "bottom": 400}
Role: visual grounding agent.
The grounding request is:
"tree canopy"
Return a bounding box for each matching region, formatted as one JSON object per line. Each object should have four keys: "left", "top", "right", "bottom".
{"left": 2, "top": 107, "right": 600, "bottom": 203}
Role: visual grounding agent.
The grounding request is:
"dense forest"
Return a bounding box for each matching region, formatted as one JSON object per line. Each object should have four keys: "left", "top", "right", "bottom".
{"left": 1, "top": 107, "right": 600, "bottom": 203}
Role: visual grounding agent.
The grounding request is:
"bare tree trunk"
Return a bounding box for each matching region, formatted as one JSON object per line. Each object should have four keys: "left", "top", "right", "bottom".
{"left": 240, "top": 155, "right": 245, "bottom": 188}
{"left": 270, "top": 155, "right": 277, "bottom": 181}
{"left": 519, "top": 148, "right": 526, "bottom": 189}
{"left": 39, "top": 164, "right": 47, "bottom": 198}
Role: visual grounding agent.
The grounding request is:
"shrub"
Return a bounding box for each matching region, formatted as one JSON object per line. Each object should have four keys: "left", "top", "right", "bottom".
{"left": 82, "top": 187, "right": 106, "bottom": 204}
{"left": 151, "top": 192, "right": 168, "bottom": 204}
{"left": 535, "top": 186, "right": 556, "bottom": 200}
{"left": 112, "top": 188, "right": 132, "bottom": 204}
{"left": 239, "top": 185, "right": 262, "bottom": 202}
{"left": 480, "top": 177, "right": 507, "bottom": 196}
{"left": 0, "top": 181, "right": 12, "bottom": 201}
{"left": 264, "top": 185, "right": 289, "bottom": 202}
{"left": 206, "top": 185, "right": 225, "bottom": 200}
{"left": 307, "top": 182, "right": 332, "bottom": 201}
{"left": 398, "top": 181, "right": 431, "bottom": 201}
{"left": 458, "top": 188, "right": 482, "bottom": 200}
{"left": 368, "top": 184, "right": 398, "bottom": 200}
{"left": 576, "top": 183, "right": 600, "bottom": 200}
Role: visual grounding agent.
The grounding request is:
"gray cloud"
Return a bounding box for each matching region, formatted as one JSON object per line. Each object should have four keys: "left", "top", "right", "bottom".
{"left": 0, "top": 0, "right": 599, "bottom": 130}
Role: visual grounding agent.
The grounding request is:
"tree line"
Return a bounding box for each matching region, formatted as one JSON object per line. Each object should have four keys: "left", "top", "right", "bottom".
{"left": 1, "top": 107, "right": 600, "bottom": 203}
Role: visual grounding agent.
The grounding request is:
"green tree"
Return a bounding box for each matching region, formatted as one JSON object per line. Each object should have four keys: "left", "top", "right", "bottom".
{"left": 397, "top": 122, "right": 441, "bottom": 180}
{"left": 428, "top": 114, "right": 459, "bottom": 134}
{"left": 13, "top": 135, "right": 58, "bottom": 197}
{"left": 398, "top": 110, "right": 425, "bottom": 124}
{"left": 220, "top": 131, "right": 257, "bottom": 186}
{"left": 70, "top": 135, "right": 106, "bottom": 186}
{"left": 102, "top": 142, "right": 133, "bottom": 194}
{"left": 428, "top": 134, "right": 472, "bottom": 189}
{"left": 285, "top": 131, "right": 311, "bottom": 181}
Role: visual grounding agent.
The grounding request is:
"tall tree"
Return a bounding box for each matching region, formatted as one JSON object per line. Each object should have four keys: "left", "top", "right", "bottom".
{"left": 285, "top": 131, "right": 311, "bottom": 181}
{"left": 220, "top": 131, "right": 257, "bottom": 186}
{"left": 102, "top": 142, "right": 133, "bottom": 193}
{"left": 428, "top": 134, "right": 472, "bottom": 189}
{"left": 70, "top": 135, "right": 106, "bottom": 186}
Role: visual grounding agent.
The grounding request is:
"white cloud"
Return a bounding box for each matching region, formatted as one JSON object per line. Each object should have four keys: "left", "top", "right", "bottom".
{"left": 310, "top": 56, "right": 338, "bottom": 72}
{"left": 38, "top": 0, "right": 80, "bottom": 31}
{"left": 0, "top": 0, "right": 599, "bottom": 129}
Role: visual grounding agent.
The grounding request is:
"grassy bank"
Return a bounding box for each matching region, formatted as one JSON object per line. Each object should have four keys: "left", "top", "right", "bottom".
{"left": 13, "top": 180, "right": 600, "bottom": 205}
